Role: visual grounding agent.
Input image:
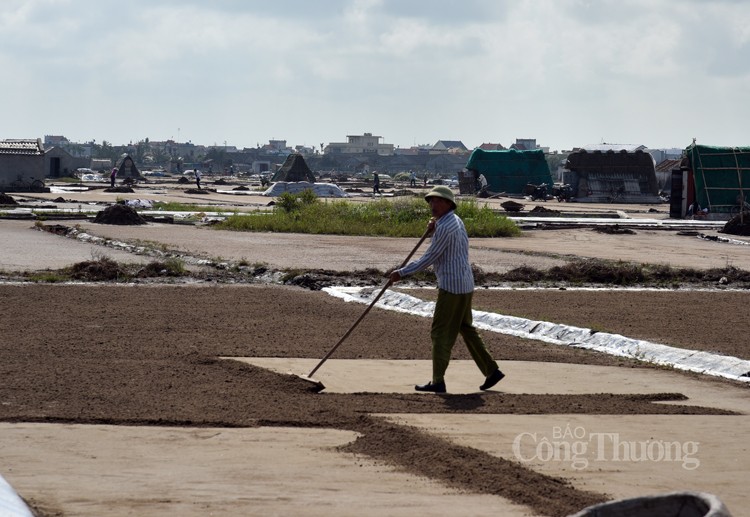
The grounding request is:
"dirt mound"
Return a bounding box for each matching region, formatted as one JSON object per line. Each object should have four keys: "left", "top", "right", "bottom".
{"left": 177, "top": 176, "right": 190, "bottom": 184}
{"left": 284, "top": 268, "right": 383, "bottom": 290}
{"left": 593, "top": 225, "right": 636, "bottom": 235}
{"left": 41, "top": 224, "right": 71, "bottom": 236}
{"left": 477, "top": 189, "right": 503, "bottom": 198}
{"left": 391, "top": 189, "right": 417, "bottom": 197}
{"left": 0, "top": 193, "right": 18, "bottom": 205}
{"left": 184, "top": 188, "right": 214, "bottom": 194}
{"left": 529, "top": 205, "right": 560, "bottom": 214}
{"left": 104, "top": 186, "right": 135, "bottom": 193}
{"left": 213, "top": 178, "right": 228, "bottom": 185}
{"left": 67, "top": 257, "right": 128, "bottom": 281}
{"left": 93, "top": 203, "right": 147, "bottom": 225}
{"left": 721, "top": 212, "right": 750, "bottom": 236}
{"left": 501, "top": 200, "right": 524, "bottom": 212}
{"left": 53, "top": 196, "right": 66, "bottom": 203}
{"left": 233, "top": 185, "right": 249, "bottom": 191}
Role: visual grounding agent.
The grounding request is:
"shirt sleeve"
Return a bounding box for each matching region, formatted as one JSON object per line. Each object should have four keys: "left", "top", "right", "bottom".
{"left": 397, "top": 219, "right": 451, "bottom": 277}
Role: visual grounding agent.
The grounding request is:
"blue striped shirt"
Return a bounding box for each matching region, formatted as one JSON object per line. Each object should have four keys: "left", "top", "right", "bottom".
{"left": 397, "top": 210, "right": 474, "bottom": 294}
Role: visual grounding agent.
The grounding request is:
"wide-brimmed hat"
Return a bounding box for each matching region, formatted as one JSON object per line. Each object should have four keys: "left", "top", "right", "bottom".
{"left": 424, "top": 185, "right": 456, "bottom": 209}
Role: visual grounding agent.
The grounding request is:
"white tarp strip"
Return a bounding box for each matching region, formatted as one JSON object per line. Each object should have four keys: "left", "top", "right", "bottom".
{"left": 0, "top": 474, "right": 33, "bottom": 517}
{"left": 262, "top": 181, "right": 349, "bottom": 198}
{"left": 323, "top": 287, "right": 750, "bottom": 384}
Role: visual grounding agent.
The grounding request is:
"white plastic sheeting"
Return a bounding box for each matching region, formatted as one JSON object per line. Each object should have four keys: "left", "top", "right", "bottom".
{"left": 262, "top": 181, "right": 348, "bottom": 198}
{"left": 0, "top": 474, "right": 33, "bottom": 517}
{"left": 324, "top": 287, "right": 750, "bottom": 384}
{"left": 125, "top": 199, "right": 153, "bottom": 209}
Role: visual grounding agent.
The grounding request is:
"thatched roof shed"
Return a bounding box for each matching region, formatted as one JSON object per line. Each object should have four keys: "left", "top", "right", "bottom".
{"left": 271, "top": 154, "right": 316, "bottom": 183}
{"left": 116, "top": 155, "right": 141, "bottom": 179}
{"left": 565, "top": 148, "right": 659, "bottom": 203}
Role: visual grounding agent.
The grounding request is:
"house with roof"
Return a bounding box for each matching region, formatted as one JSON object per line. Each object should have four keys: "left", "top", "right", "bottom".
{"left": 0, "top": 139, "right": 45, "bottom": 190}
{"left": 44, "top": 146, "right": 89, "bottom": 179}
{"left": 324, "top": 133, "right": 394, "bottom": 156}
{"left": 509, "top": 138, "right": 538, "bottom": 151}
{"left": 477, "top": 143, "right": 506, "bottom": 151}
{"left": 432, "top": 140, "right": 468, "bottom": 154}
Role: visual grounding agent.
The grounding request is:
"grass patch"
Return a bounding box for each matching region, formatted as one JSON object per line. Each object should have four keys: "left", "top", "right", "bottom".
{"left": 152, "top": 201, "right": 231, "bottom": 213}
{"left": 216, "top": 192, "right": 520, "bottom": 238}
{"left": 479, "top": 258, "right": 750, "bottom": 287}
{"left": 136, "top": 258, "right": 187, "bottom": 278}
{"left": 25, "top": 271, "right": 67, "bottom": 283}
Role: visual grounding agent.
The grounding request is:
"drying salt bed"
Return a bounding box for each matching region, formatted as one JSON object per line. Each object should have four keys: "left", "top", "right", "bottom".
{"left": 0, "top": 284, "right": 747, "bottom": 516}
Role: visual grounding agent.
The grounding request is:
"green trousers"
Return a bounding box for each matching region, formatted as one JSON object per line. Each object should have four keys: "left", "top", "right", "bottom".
{"left": 431, "top": 289, "right": 499, "bottom": 383}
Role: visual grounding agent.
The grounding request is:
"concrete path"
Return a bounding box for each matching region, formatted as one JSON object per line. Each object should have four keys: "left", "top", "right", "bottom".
{"left": 0, "top": 424, "right": 528, "bottom": 517}
{"left": 238, "top": 358, "right": 749, "bottom": 514}
{"left": 0, "top": 220, "right": 151, "bottom": 272}
{"left": 5, "top": 357, "right": 745, "bottom": 516}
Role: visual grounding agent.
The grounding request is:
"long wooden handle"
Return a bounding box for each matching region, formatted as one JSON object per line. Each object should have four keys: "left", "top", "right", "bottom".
{"left": 307, "top": 228, "right": 430, "bottom": 378}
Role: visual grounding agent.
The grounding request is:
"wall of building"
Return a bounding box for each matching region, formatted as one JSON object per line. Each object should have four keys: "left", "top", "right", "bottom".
{"left": 0, "top": 155, "right": 45, "bottom": 187}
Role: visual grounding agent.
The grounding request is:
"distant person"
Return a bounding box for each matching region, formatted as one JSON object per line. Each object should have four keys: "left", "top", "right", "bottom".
{"left": 409, "top": 171, "right": 417, "bottom": 187}
{"left": 194, "top": 169, "right": 202, "bottom": 189}
{"left": 478, "top": 173, "right": 488, "bottom": 192}
{"left": 685, "top": 200, "right": 708, "bottom": 217}
{"left": 423, "top": 174, "right": 428, "bottom": 187}
{"left": 373, "top": 172, "right": 381, "bottom": 195}
{"left": 109, "top": 167, "right": 118, "bottom": 188}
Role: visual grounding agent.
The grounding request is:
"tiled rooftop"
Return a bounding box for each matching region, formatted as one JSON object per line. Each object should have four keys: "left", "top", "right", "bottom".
{"left": 0, "top": 139, "right": 44, "bottom": 156}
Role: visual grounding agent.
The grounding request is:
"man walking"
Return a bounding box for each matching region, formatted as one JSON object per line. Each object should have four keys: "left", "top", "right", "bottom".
{"left": 373, "top": 172, "right": 381, "bottom": 195}
{"left": 389, "top": 186, "right": 504, "bottom": 393}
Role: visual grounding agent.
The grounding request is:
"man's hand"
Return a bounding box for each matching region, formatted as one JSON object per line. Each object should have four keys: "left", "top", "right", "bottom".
{"left": 389, "top": 270, "right": 402, "bottom": 283}
{"left": 427, "top": 217, "right": 437, "bottom": 234}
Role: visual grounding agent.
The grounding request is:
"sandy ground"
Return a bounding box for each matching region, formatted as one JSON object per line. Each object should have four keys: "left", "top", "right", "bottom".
{"left": 5, "top": 217, "right": 750, "bottom": 274}
{"left": 1, "top": 188, "right": 749, "bottom": 517}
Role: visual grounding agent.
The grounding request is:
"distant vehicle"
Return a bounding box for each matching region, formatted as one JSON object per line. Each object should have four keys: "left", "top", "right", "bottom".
{"left": 432, "top": 177, "right": 458, "bottom": 187}
{"left": 525, "top": 182, "right": 549, "bottom": 201}
{"left": 80, "top": 173, "right": 105, "bottom": 183}
{"left": 142, "top": 170, "right": 165, "bottom": 177}
{"left": 551, "top": 183, "right": 572, "bottom": 202}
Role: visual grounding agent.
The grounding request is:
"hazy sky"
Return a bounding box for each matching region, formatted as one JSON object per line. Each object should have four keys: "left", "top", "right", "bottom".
{"left": 2, "top": 0, "right": 748, "bottom": 151}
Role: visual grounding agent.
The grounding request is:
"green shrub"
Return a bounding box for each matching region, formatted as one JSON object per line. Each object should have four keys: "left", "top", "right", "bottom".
{"left": 217, "top": 197, "right": 519, "bottom": 238}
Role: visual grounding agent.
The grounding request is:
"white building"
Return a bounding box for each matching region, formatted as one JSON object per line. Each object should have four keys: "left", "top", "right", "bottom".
{"left": 324, "top": 133, "right": 394, "bottom": 155}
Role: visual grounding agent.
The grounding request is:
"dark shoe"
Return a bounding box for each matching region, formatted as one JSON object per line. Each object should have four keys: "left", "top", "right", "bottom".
{"left": 415, "top": 380, "right": 446, "bottom": 393}
{"left": 480, "top": 369, "right": 505, "bottom": 391}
